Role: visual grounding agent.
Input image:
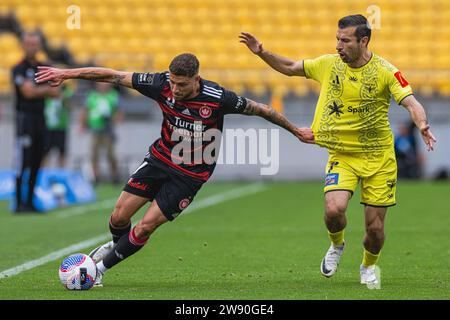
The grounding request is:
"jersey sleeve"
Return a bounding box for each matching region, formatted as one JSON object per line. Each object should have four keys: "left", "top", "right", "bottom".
{"left": 387, "top": 69, "right": 413, "bottom": 104}
{"left": 220, "top": 88, "right": 247, "bottom": 114}
{"left": 132, "top": 72, "right": 166, "bottom": 100}
{"left": 303, "top": 54, "right": 333, "bottom": 83}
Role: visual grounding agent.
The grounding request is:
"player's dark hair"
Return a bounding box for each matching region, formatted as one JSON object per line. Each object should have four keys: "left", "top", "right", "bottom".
{"left": 169, "top": 53, "right": 199, "bottom": 77}
{"left": 338, "top": 14, "right": 371, "bottom": 44}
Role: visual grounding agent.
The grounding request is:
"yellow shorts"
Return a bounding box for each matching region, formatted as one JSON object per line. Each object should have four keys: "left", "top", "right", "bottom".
{"left": 323, "top": 149, "right": 397, "bottom": 207}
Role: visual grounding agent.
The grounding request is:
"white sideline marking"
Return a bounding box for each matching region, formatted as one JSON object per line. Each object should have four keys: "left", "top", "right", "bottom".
{"left": 0, "top": 183, "right": 266, "bottom": 279}
{"left": 182, "top": 182, "right": 267, "bottom": 215}
{"left": 55, "top": 198, "right": 117, "bottom": 218}
{"left": 0, "top": 234, "right": 110, "bottom": 279}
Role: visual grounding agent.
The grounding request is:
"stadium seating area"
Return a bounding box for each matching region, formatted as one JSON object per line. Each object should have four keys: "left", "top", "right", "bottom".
{"left": 1, "top": 0, "right": 450, "bottom": 96}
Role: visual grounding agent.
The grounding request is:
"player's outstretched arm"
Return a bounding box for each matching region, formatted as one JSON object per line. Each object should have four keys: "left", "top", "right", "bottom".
{"left": 35, "top": 66, "right": 133, "bottom": 88}
{"left": 400, "top": 95, "right": 437, "bottom": 151}
{"left": 239, "top": 32, "right": 305, "bottom": 77}
{"left": 243, "top": 98, "right": 314, "bottom": 144}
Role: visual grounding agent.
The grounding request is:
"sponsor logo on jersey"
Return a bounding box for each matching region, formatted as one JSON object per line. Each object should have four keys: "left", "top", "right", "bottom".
{"left": 165, "top": 97, "right": 176, "bottom": 108}
{"left": 328, "top": 101, "right": 344, "bottom": 118}
{"left": 137, "top": 73, "right": 155, "bottom": 85}
{"left": 235, "top": 96, "right": 245, "bottom": 110}
{"left": 181, "top": 108, "right": 192, "bottom": 116}
{"left": 347, "top": 105, "right": 374, "bottom": 114}
{"left": 386, "top": 179, "right": 396, "bottom": 189}
{"left": 327, "top": 161, "right": 339, "bottom": 173}
{"left": 127, "top": 178, "right": 149, "bottom": 191}
{"left": 394, "top": 71, "right": 409, "bottom": 88}
{"left": 325, "top": 173, "right": 339, "bottom": 186}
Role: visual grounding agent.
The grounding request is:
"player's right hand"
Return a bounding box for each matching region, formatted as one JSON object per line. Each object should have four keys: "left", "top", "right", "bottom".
{"left": 239, "top": 32, "right": 264, "bottom": 55}
{"left": 35, "top": 66, "right": 66, "bottom": 87}
{"left": 420, "top": 124, "right": 437, "bottom": 151}
{"left": 295, "top": 127, "right": 315, "bottom": 144}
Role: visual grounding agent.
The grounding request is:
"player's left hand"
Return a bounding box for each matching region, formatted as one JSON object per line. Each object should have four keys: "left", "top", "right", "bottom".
{"left": 295, "top": 127, "right": 315, "bottom": 144}
{"left": 420, "top": 124, "right": 436, "bottom": 151}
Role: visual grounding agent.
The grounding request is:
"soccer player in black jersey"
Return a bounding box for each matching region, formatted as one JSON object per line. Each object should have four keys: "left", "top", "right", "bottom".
{"left": 36, "top": 53, "right": 314, "bottom": 286}
{"left": 12, "top": 32, "right": 60, "bottom": 212}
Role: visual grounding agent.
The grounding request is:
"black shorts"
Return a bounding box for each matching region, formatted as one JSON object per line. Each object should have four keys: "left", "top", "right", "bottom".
{"left": 44, "top": 129, "right": 66, "bottom": 155}
{"left": 123, "top": 155, "right": 205, "bottom": 221}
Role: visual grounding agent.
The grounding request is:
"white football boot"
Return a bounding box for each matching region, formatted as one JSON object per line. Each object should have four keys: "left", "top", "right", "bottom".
{"left": 89, "top": 241, "right": 115, "bottom": 263}
{"left": 320, "top": 242, "right": 346, "bottom": 278}
{"left": 360, "top": 264, "right": 381, "bottom": 289}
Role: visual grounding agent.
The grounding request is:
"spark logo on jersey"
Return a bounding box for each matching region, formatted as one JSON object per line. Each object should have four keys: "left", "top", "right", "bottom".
{"left": 328, "top": 101, "right": 344, "bottom": 118}
{"left": 394, "top": 71, "right": 409, "bottom": 88}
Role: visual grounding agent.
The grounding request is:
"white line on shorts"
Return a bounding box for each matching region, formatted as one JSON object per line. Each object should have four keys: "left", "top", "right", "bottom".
{"left": 0, "top": 183, "right": 266, "bottom": 279}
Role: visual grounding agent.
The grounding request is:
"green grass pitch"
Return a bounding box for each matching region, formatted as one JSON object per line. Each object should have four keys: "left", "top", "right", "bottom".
{"left": 0, "top": 181, "right": 449, "bottom": 300}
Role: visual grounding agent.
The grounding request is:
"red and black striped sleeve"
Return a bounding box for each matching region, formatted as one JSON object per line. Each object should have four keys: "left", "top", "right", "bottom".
{"left": 220, "top": 88, "right": 247, "bottom": 115}
{"left": 132, "top": 72, "right": 167, "bottom": 100}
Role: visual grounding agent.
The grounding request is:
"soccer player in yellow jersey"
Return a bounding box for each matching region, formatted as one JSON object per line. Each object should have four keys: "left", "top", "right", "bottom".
{"left": 240, "top": 14, "right": 436, "bottom": 285}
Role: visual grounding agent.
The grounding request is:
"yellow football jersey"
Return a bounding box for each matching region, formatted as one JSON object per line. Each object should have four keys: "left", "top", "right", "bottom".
{"left": 304, "top": 53, "right": 413, "bottom": 153}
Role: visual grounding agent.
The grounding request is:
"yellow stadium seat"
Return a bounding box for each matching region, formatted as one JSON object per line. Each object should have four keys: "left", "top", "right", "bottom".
{"left": 0, "top": 0, "right": 449, "bottom": 96}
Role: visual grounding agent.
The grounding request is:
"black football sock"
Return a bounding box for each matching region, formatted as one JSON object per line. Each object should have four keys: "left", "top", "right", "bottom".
{"left": 102, "top": 226, "right": 149, "bottom": 269}
{"left": 109, "top": 216, "right": 131, "bottom": 244}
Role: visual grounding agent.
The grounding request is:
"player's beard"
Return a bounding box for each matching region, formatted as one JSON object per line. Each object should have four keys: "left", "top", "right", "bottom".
{"left": 339, "top": 49, "right": 359, "bottom": 65}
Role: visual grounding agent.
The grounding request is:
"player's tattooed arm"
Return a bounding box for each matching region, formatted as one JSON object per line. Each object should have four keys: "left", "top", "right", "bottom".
{"left": 243, "top": 98, "right": 315, "bottom": 144}
{"left": 35, "top": 67, "right": 133, "bottom": 88}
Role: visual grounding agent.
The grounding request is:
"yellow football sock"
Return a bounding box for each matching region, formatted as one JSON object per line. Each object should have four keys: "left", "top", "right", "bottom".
{"left": 362, "top": 249, "right": 380, "bottom": 267}
{"left": 328, "top": 230, "right": 345, "bottom": 247}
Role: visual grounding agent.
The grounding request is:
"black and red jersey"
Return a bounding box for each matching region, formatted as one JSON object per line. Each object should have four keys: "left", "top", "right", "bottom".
{"left": 132, "top": 72, "right": 247, "bottom": 182}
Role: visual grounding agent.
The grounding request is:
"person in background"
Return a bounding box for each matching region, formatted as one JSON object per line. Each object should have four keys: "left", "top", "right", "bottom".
{"left": 11, "top": 31, "right": 59, "bottom": 212}
{"left": 43, "top": 83, "right": 74, "bottom": 168}
{"left": 395, "top": 121, "right": 423, "bottom": 179}
{"left": 80, "top": 82, "right": 123, "bottom": 184}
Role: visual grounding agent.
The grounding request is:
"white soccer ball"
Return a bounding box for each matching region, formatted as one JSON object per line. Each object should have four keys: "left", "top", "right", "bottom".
{"left": 58, "top": 253, "right": 97, "bottom": 290}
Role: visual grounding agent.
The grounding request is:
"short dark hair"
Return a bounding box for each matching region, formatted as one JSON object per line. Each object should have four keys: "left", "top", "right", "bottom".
{"left": 338, "top": 14, "right": 371, "bottom": 43}
{"left": 169, "top": 53, "right": 199, "bottom": 77}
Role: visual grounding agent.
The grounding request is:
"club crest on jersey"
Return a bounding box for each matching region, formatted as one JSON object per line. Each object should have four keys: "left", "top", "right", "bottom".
{"left": 179, "top": 198, "right": 191, "bottom": 210}
{"left": 199, "top": 105, "right": 212, "bottom": 119}
{"left": 325, "top": 173, "right": 339, "bottom": 186}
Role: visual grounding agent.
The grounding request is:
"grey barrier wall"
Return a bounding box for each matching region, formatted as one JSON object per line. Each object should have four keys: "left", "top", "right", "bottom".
{"left": 0, "top": 95, "right": 448, "bottom": 181}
